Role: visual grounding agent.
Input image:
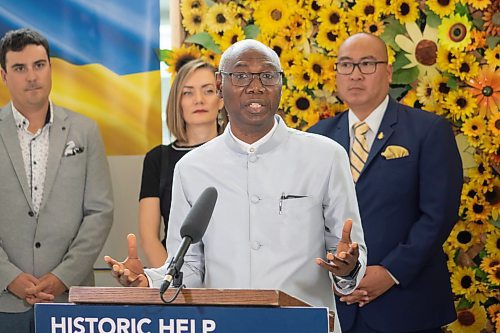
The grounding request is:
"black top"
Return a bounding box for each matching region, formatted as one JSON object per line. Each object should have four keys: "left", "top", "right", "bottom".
{"left": 139, "top": 142, "right": 203, "bottom": 245}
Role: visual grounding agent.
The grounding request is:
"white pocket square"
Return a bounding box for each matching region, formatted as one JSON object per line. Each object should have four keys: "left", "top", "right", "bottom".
{"left": 63, "top": 141, "right": 84, "bottom": 156}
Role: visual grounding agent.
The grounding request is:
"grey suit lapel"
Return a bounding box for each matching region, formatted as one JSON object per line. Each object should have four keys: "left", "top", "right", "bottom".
{"left": 40, "top": 106, "right": 69, "bottom": 210}
{"left": 0, "top": 105, "right": 34, "bottom": 209}
{"left": 361, "top": 98, "right": 398, "bottom": 176}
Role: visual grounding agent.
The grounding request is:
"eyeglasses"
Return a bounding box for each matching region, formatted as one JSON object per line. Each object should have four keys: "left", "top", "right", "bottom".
{"left": 219, "top": 71, "right": 283, "bottom": 86}
{"left": 335, "top": 61, "right": 388, "bottom": 75}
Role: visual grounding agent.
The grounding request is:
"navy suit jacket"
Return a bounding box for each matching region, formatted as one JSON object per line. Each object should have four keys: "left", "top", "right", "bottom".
{"left": 309, "top": 97, "right": 462, "bottom": 332}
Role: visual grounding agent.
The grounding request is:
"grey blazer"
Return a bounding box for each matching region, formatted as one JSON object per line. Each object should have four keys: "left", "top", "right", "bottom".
{"left": 0, "top": 103, "right": 113, "bottom": 312}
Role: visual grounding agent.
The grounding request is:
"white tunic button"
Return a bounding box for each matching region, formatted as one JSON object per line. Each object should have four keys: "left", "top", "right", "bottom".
{"left": 250, "top": 195, "right": 260, "bottom": 203}
{"left": 251, "top": 241, "right": 262, "bottom": 250}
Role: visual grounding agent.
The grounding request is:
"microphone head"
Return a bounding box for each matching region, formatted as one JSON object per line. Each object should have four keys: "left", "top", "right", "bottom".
{"left": 180, "top": 187, "right": 218, "bottom": 243}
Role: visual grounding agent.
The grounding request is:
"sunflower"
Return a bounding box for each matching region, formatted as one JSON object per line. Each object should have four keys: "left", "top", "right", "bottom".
{"left": 395, "top": 23, "right": 440, "bottom": 78}
{"left": 465, "top": 196, "right": 492, "bottom": 221}
{"left": 461, "top": 117, "right": 486, "bottom": 147}
{"left": 482, "top": 0, "right": 500, "bottom": 36}
{"left": 487, "top": 304, "right": 500, "bottom": 324}
{"left": 449, "top": 53, "right": 480, "bottom": 81}
{"left": 484, "top": 45, "right": 500, "bottom": 68}
{"left": 218, "top": 26, "right": 245, "bottom": 51}
{"left": 253, "top": 2, "right": 296, "bottom": 36}
{"left": 415, "top": 74, "right": 436, "bottom": 106}
{"left": 182, "top": 9, "right": 206, "bottom": 35}
{"left": 432, "top": 74, "right": 453, "bottom": 102}
{"left": 284, "top": 112, "right": 303, "bottom": 129}
{"left": 488, "top": 112, "right": 500, "bottom": 137}
{"left": 288, "top": 62, "right": 315, "bottom": 90}
{"left": 401, "top": 90, "right": 419, "bottom": 108}
{"left": 445, "top": 89, "right": 478, "bottom": 121}
{"left": 485, "top": 230, "right": 500, "bottom": 256}
{"left": 467, "top": 66, "right": 500, "bottom": 118}
{"left": 352, "top": 0, "right": 383, "bottom": 21}
{"left": 205, "top": 3, "right": 237, "bottom": 34}
{"left": 480, "top": 255, "right": 500, "bottom": 275}
{"left": 363, "top": 18, "right": 385, "bottom": 36}
{"left": 463, "top": 0, "right": 491, "bottom": 10}
{"left": 436, "top": 47, "right": 459, "bottom": 72}
{"left": 164, "top": 45, "right": 201, "bottom": 75}
{"left": 392, "top": 0, "right": 419, "bottom": 24}
{"left": 466, "top": 29, "right": 487, "bottom": 52}
{"left": 427, "top": 0, "right": 457, "bottom": 18}
{"left": 438, "top": 13, "right": 472, "bottom": 51}
{"left": 200, "top": 48, "right": 221, "bottom": 69}
{"left": 448, "top": 220, "right": 480, "bottom": 250}
{"left": 317, "top": 6, "right": 346, "bottom": 31}
{"left": 280, "top": 48, "right": 303, "bottom": 73}
{"left": 280, "top": 14, "right": 312, "bottom": 49}
{"left": 451, "top": 266, "right": 478, "bottom": 298}
{"left": 180, "top": 0, "right": 207, "bottom": 17}
{"left": 287, "top": 90, "right": 318, "bottom": 115}
{"left": 316, "top": 24, "right": 349, "bottom": 52}
{"left": 304, "top": 53, "right": 331, "bottom": 86}
{"left": 447, "top": 303, "right": 487, "bottom": 333}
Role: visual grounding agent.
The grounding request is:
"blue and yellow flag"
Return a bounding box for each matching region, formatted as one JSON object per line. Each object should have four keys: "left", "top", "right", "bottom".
{"left": 0, "top": 0, "right": 161, "bottom": 155}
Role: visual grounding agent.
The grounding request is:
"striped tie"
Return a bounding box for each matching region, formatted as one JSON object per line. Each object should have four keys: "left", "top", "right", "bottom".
{"left": 350, "top": 121, "right": 370, "bottom": 182}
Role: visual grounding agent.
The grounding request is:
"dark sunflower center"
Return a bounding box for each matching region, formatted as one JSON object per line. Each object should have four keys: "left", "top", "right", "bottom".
{"left": 497, "top": 238, "right": 500, "bottom": 250}
{"left": 364, "top": 5, "right": 375, "bottom": 15}
{"left": 478, "top": 163, "right": 485, "bottom": 173}
{"left": 194, "top": 16, "right": 202, "bottom": 24}
{"left": 296, "top": 97, "right": 310, "bottom": 110}
{"left": 327, "top": 32, "right": 338, "bottom": 42}
{"left": 457, "top": 310, "right": 475, "bottom": 326}
{"left": 447, "top": 52, "right": 456, "bottom": 63}
{"left": 468, "top": 190, "right": 476, "bottom": 198}
{"left": 460, "top": 63, "right": 470, "bottom": 73}
{"left": 416, "top": 40, "right": 438, "bottom": 66}
{"left": 271, "top": 9, "right": 282, "bottom": 21}
{"left": 438, "top": 0, "right": 450, "bottom": 6}
{"left": 313, "top": 64, "right": 322, "bottom": 74}
{"left": 426, "top": 87, "right": 432, "bottom": 96}
{"left": 482, "top": 86, "right": 493, "bottom": 97}
{"left": 216, "top": 14, "right": 226, "bottom": 24}
{"left": 303, "top": 73, "right": 311, "bottom": 81}
{"left": 473, "top": 203, "right": 484, "bottom": 213}
{"left": 291, "top": 115, "right": 299, "bottom": 123}
{"left": 449, "top": 23, "right": 467, "bottom": 42}
{"left": 273, "top": 46, "right": 282, "bottom": 57}
{"left": 456, "top": 97, "right": 467, "bottom": 108}
{"left": 491, "top": 260, "right": 499, "bottom": 268}
{"left": 400, "top": 3, "right": 410, "bottom": 15}
{"left": 369, "top": 24, "right": 379, "bottom": 33}
{"left": 192, "top": 1, "right": 202, "bottom": 9}
{"left": 231, "top": 35, "right": 239, "bottom": 44}
{"left": 495, "top": 119, "right": 500, "bottom": 129}
{"left": 471, "top": 124, "right": 478, "bottom": 131}
{"left": 457, "top": 231, "right": 472, "bottom": 244}
{"left": 439, "top": 82, "right": 450, "bottom": 94}
{"left": 312, "top": 1, "right": 320, "bottom": 11}
{"left": 460, "top": 275, "right": 473, "bottom": 289}
{"left": 330, "top": 13, "right": 340, "bottom": 24}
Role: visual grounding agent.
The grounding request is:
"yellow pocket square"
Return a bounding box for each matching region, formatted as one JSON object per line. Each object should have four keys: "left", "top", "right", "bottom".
{"left": 381, "top": 145, "right": 409, "bottom": 159}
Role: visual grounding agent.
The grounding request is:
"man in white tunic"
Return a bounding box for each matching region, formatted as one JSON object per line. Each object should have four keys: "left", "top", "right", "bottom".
{"left": 106, "top": 39, "right": 366, "bottom": 333}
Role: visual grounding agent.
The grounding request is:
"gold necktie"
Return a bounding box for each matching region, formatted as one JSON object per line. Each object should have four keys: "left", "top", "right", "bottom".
{"left": 350, "top": 121, "right": 370, "bottom": 182}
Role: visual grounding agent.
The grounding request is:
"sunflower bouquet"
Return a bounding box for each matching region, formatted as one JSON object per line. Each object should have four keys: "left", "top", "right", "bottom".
{"left": 164, "top": 0, "right": 499, "bottom": 331}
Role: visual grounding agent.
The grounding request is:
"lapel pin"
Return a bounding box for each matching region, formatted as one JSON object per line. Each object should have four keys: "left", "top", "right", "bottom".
{"left": 377, "top": 132, "right": 384, "bottom": 140}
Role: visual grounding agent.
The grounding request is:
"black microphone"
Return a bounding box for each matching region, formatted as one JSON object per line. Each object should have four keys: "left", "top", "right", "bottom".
{"left": 159, "top": 187, "right": 218, "bottom": 295}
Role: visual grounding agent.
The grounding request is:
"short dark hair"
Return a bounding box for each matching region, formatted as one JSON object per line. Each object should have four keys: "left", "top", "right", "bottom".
{"left": 0, "top": 28, "right": 50, "bottom": 71}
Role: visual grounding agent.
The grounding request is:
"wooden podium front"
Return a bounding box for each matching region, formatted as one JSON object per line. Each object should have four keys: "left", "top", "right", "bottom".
{"left": 35, "top": 287, "right": 332, "bottom": 332}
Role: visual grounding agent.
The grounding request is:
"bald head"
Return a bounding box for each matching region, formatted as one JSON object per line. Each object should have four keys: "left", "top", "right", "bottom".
{"left": 219, "top": 39, "right": 281, "bottom": 72}
{"left": 339, "top": 33, "right": 388, "bottom": 62}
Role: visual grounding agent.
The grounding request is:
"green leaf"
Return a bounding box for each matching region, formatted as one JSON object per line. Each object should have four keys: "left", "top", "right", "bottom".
{"left": 425, "top": 10, "right": 441, "bottom": 28}
{"left": 447, "top": 76, "right": 458, "bottom": 90}
{"left": 456, "top": 297, "right": 473, "bottom": 311}
{"left": 475, "top": 269, "right": 488, "bottom": 282}
{"left": 472, "top": 17, "right": 484, "bottom": 30}
{"left": 243, "top": 25, "right": 260, "bottom": 39}
{"left": 381, "top": 17, "right": 406, "bottom": 51}
{"left": 155, "top": 48, "right": 173, "bottom": 62}
{"left": 205, "top": 0, "right": 216, "bottom": 6}
{"left": 392, "top": 52, "right": 411, "bottom": 72}
{"left": 389, "top": 86, "right": 409, "bottom": 100}
{"left": 392, "top": 67, "right": 419, "bottom": 85}
{"left": 185, "top": 32, "right": 221, "bottom": 54}
{"left": 455, "top": 3, "right": 469, "bottom": 17}
{"left": 487, "top": 36, "right": 500, "bottom": 50}
{"left": 490, "top": 216, "right": 500, "bottom": 228}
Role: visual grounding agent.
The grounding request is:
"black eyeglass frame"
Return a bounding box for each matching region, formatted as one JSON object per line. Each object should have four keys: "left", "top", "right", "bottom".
{"left": 218, "top": 71, "right": 283, "bottom": 86}
{"left": 335, "top": 61, "right": 388, "bottom": 75}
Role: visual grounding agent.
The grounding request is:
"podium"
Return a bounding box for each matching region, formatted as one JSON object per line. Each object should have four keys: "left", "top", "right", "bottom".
{"left": 35, "top": 287, "right": 332, "bottom": 332}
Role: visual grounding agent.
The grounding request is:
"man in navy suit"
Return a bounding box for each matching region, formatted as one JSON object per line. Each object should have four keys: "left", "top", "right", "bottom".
{"left": 309, "top": 33, "right": 463, "bottom": 333}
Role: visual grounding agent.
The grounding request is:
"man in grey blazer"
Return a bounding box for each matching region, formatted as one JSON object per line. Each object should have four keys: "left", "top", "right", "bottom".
{"left": 0, "top": 28, "right": 113, "bottom": 332}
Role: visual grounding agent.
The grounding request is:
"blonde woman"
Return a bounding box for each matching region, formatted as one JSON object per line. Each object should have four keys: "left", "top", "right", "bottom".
{"left": 139, "top": 59, "right": 224, "bottom": 267}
